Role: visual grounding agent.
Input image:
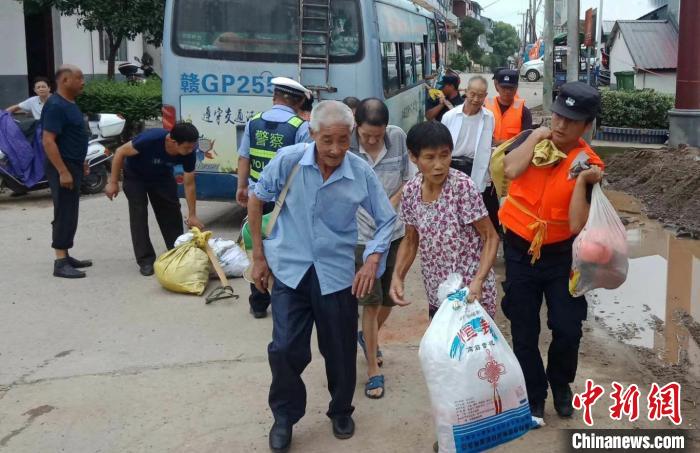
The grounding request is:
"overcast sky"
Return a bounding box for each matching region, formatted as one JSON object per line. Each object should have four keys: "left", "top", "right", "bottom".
{"left": 481, "top": 0, "right": 666, "bottom": 35}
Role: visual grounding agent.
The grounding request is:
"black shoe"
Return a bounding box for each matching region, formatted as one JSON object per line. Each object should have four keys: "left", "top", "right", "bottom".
{"left": 433, "top": 441, "right": 439, "bottom": 452}
{"left": 529, "top": 400, "right": 545, "bottom": 419}
{"left": 552, "top": 384, "right": 574, "bottom": 417}
{"left": 269, "top": 422, "right": 292, "bottom": 452}
{"left": 250, "top": 307, "right": 267, "bottom": 319}
{"left": 66, "top": 255, "right": 93, "bottom": 268}
{"left": 331, "top": 415, "right": 355, "bottom": 440}
{"left": 139, "top": 264, "right": 154, "bottom": 276}
{"left": 53, "top": 259, "right": 86, "bottom": 279}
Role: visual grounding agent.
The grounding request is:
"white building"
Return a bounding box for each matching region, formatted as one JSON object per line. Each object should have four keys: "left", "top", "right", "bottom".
{"left": 413, "top": 0, "right": 461, "bottom": 57}
{"left": 608, "top": 20, "right": 678, "bottom": 94}
{"left": 0, "top": 0, "right": 143, "bottom": 108}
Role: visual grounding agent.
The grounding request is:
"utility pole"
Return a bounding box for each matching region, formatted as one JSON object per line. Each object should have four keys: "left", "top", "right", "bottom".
{"left": 524, "top": 7, "right": 531, "bottom": 43}
{"left": 519, "top": 12, "right": 527, "bottom": 56}
{"left": 566, "top": 0, "right": 580, "bottom": 82}
{"left": 543, "top": 0, "right": 554, "bottom": 112}
{"left": 669, "top": 0, "right": 700, "bottom": 146}
{"left": 595, "top": 0, "right": 604, "bottom": 61}
{"left": 529, "top": 0, "right": 537, "bottom": 43}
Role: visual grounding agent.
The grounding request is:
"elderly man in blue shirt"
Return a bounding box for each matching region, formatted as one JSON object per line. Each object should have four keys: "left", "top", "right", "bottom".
{"left": 248, "top": 100, "right": 397, "bottom": 452}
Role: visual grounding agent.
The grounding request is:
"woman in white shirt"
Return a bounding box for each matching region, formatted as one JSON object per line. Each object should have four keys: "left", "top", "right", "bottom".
{"left": 5, "top": 77, "right": 51, "bottom": 120}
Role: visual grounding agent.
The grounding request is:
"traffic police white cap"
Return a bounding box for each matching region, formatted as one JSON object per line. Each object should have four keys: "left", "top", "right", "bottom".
{"left": 271, "top": 77, "right": 312, "bottom": 99}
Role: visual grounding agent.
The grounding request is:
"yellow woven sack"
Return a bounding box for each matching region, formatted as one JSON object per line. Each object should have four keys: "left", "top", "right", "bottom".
{"left": 155, "top": 227, "right": 212, "bottom": 295}
{"left": 490, "top": 134, "right": 568, "bottom": 199}
{"left": 489, "top": 135, "right": 519, "bottom": 199}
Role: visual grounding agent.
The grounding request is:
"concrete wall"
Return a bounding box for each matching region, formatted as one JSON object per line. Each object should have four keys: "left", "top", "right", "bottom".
{"left": 609, "top": 30, "right": 635, "bottom": 88}
{"left": 453, "top": 0, "right": 466, "bottom": 18}
{"left": 143, "top": 43, "right": 163, "bottom": 77}
{"left": 0, "top": 0, "right": 29, "bottom": 107}
{"left": 59, "top": 15, "right": 143, "bottom": 78}
{"left": 635, "top": 71, "right": 676, "bottom": 94}
{"left": 0, "top": 3, "right": 144, "bottom": 107}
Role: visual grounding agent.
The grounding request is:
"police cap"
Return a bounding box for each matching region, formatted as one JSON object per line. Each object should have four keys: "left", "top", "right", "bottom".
{"left": 271, "top": 77, "right": 312, "bottom": 99}
{"left": 551, "top": 81, "right": 600, "bottom": 121}
{"left": 494, "top": 69, "right": 519, "bottom": 87}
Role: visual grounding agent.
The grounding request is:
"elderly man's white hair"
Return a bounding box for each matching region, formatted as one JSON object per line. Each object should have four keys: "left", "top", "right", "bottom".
{"left": 309, "top": 100, "right": 355, "bottom": 133}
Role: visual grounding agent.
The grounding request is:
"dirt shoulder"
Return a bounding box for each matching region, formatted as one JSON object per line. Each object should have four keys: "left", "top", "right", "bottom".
{"left": 604, "top": 146, "right": 700, "bottom": 237}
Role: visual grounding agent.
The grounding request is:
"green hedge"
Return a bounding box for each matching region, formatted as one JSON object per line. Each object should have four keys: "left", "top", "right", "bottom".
{"left": 77, "top": 78, "right": 162, "bottom": 130}
{"left": 600, "top": 89, "right": 674, "bottom": 129}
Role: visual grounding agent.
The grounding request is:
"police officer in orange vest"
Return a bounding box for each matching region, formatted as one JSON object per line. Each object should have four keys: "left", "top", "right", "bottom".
{"left": 499, "top": 82, "right": 604, "bottom": 421}
{"left": 485, "top": 69, "right": 533, "bottom": 145}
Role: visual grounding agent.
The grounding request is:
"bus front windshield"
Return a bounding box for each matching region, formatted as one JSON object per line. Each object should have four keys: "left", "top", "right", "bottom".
{"left": 173, "top": 0, "right": 361, "bottom": 62}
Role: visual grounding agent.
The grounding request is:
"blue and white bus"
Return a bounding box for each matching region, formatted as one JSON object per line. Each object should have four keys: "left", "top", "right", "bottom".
{"left": 162, "top": 0, "right": 446, "bottom": 200}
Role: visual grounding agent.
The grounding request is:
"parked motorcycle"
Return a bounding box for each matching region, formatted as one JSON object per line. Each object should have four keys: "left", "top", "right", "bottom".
{"left": 118, "top": 54, "right": 160, "bottom": 84}
{"left": 0, "top": 113, "right": 125, "bottom": 196}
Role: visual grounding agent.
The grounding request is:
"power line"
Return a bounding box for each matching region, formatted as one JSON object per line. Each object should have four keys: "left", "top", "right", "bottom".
{"left": 481, "top": 0, "right": 505, "bottom": 10}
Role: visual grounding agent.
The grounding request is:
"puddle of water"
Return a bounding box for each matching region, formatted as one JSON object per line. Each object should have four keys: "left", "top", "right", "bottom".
{"left": 589, "top": 191, "right": 700, "bottom": 380}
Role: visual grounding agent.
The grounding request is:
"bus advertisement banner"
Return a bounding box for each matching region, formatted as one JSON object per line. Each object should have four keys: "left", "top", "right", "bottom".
{"left": 180, "top": 95, "right": 272, "bottom": 174}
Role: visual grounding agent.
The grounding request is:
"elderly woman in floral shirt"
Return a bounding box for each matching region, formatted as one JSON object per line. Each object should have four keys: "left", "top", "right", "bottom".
{"left": 390, "top": 121, "right": 500, "bottom": 318}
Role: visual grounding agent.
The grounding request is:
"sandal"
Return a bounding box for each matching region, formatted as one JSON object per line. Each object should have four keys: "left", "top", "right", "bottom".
{"left": 358, "top": 331, "right": 383, "bottom": 367}
{"left": 365, "top": 374, "right": 385, "bottom": 399}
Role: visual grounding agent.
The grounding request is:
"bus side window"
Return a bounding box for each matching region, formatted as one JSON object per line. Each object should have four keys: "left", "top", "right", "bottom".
{"left": 399, "top": 43, "right": 416, "bottom": 87}
{"left": 381, "top": 42, "right": 400, "bottom": 97}
{"left": 433, "top": 42, "right": 440, "bottom": 73}
{"left": 414, "top": 43, "right": 425, "bottom": 81}
{"left": 427, "top": 18, "right": 439, "bottom": 74}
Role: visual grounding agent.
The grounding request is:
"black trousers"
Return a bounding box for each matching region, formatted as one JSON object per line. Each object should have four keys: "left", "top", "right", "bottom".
{"left": 482, "top": 185, "right": 502, "bottom": 235}
{"left": 450, "top": 158, "right": 502, "bottom": 233}
{"left": 501, "top": 240, "right": 588, "bottom": 404}
{"left": 268, "top": 266, "right": 358, "bottom": 426}
{"left": 122, "top": 173, "right": 183, "bottom": 266}
{"left": 249, "top": 201, "right": 276, "bottom": 313}
{"left": 46, "top": 159, "right": 83, "bottom": 250}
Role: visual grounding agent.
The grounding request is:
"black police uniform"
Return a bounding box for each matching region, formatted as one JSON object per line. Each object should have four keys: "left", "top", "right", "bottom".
{"left": 500, "top": 82, "right": 601, "bottom": 417}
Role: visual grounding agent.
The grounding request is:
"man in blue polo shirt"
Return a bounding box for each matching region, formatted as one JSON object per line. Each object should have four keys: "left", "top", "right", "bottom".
{"left": 237, "top": 77, "right": 311, "bottom": 319}
{"left": 41, "top": 65, "right": 91, "bottom": 279}
{"left": 105, "top": 123, "right": 204, "bottom": 276}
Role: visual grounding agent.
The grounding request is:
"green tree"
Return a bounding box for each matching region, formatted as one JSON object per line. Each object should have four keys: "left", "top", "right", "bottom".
{"left": 489, "top": 21, "right": 520, "bottom": 68}
{"left": 18, "top": 0, "right": 164, "bottom": 79}
{"left": 459, "top": 16, "right": 485, "bottom": 66}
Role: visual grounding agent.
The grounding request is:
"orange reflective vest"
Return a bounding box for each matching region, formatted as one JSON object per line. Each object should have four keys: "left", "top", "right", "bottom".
{"left": 498, "top": 139, "right": 605, "bottom": 263}
{"left": 486, "top": 96, "right": 525, "bottom": 142}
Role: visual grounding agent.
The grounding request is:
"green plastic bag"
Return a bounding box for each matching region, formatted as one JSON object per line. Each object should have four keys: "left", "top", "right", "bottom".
{"left": 240, "top": 213, "right": 272, "bottom": 251}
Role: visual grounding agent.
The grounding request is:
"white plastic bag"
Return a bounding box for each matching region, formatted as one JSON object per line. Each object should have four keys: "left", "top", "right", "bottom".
{"left": 174, "top": 232, "right": 194, "bottom": 248}
{"left": 173, "top": 234, "right": 249, "bottom": 278}
{"left": 420, "top": 275, "right": 532, "bottom": 453}
{"left": 569, "top": 184, "right": 629, "bottom": 296}
{"left": 217, "top": 242, "right": 249, "bottom": 277}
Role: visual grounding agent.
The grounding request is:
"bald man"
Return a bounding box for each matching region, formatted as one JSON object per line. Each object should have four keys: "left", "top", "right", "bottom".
{"left": 41, "top": 65, "right": 92, "bottom": 278}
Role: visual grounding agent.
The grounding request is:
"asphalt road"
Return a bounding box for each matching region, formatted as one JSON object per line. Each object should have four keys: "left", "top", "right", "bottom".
{"left": 0, "top": 187, "right": 692, "bottom": 452}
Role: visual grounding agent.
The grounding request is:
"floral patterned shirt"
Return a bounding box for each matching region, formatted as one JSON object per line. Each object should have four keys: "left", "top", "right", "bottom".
{"left": 400, "top": 169, "right": 497, "bottom": 317}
